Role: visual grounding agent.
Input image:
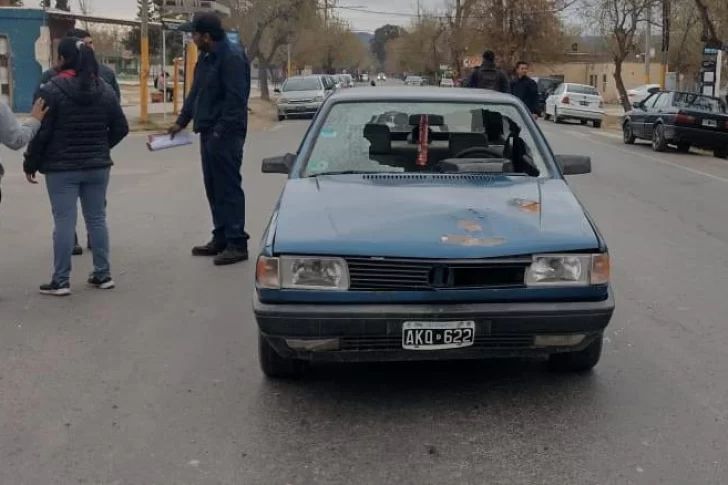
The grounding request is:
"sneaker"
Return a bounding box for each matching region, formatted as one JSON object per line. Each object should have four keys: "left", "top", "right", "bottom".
{"left": 39, "top": 281, "right": 71, "bottom": 296}
{"left": 87, "top": 276, "right": 115, "bottom": 290}
{"left": 213, "top": 246, "right": 248, "bottom": 266}
{"left": 72, "top": 244, "right": 83, "bottom": 256}
{"left": 192, "top": 240, "right": 226, "bottom": 257}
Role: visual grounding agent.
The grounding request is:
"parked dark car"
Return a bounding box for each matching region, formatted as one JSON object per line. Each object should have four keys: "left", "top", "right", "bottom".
{"left": 532, "top": 76, "right": 562, "bottom": 115}
{"left": 254, "top": 87, "right": 614, "bottom": 379}
{"left": 622, "top": 90, "right": 728, "bottom": 158}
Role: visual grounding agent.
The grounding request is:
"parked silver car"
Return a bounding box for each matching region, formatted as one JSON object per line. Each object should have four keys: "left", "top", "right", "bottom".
{"left": 275, "top": 75, "right": 331, "bottom": 120}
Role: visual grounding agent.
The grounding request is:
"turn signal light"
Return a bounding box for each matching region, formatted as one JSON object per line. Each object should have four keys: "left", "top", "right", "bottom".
{"left": 256, "top": 256, "right": 280, "bottom": 289}
{"left": 562, "top": 96, "right": 570, "bottom": 104}
{"left": 591, "top": 253, "right": 610, "bottom": 285}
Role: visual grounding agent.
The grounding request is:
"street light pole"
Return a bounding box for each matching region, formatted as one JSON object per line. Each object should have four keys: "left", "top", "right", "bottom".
{"left": 140, "top": 0, "right": 150, "bottom": 123}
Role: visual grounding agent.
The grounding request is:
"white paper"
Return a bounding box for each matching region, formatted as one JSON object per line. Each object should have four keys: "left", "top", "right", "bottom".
{"left": 146, "top": 131, "right": 193, "bottom": 151}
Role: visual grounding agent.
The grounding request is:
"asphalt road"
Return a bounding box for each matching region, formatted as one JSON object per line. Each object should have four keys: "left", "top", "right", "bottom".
{"left": 1, "top": 108, "right": 728, "bottom": 484}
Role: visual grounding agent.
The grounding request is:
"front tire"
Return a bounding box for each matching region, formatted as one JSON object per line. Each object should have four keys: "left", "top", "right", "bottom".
{"left": 548, "top": 335, "right": 603, "bottom": 372}
{"left": 593, "top": 120, "right": 602, "bottom": 129}
{"left": 277, "top": 114, "right": 285, "bottom": 121}
{"left": 258, "top": 333, "right": 307, "bottom": 379}
{"left": 623, "top": 122, "right": 636, "bottom": 144}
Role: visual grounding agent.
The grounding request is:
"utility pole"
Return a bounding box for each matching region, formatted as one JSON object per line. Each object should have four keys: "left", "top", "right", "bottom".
{"left": 660, "top": 0, "right": 669, "bottom": 89}
{"left": 139, "top": 0, "right": 150, "bottom": 123}
{"left": 644, "top": 4, "right": 651, "bottom": 84}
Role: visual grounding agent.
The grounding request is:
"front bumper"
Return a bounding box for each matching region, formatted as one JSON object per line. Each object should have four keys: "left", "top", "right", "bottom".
{"left": 277, "top": 102, "right": 322, "bottom": 116}
{"left": 254, "top": 291, "right": 615, "bottom": 362}
{"left": 663, "top": 125, "right": 728, "bottom": 150}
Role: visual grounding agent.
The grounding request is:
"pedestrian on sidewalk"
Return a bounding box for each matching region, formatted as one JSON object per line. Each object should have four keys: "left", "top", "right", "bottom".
{"left": 168, "top": 12, "right": 251, "bottom": 266}
{"left": 464, "top": 50, "right": 511, "bottom": 94}
{"left": 510, "top": 61, "right": 540, "bottom": 119}
{"left": 24, "top": 37, "right": 129, "bottom": 296}
{"left": 0, "top": 98, "right": 48, "bottom": 206}
{"left": 34, "top": 27, "right": 120, "bottom": 257}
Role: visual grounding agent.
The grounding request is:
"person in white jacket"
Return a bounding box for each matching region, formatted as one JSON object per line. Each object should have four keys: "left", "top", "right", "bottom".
{"left": 0, "top": 98, "right": 48, "bottom": 205}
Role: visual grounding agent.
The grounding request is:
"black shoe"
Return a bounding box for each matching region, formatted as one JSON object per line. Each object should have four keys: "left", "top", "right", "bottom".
{"left": 39, "top": 281, "right": 71, "bottom": 296}
{"left": 72, "top": 244, "right": 83, "bottom": 256}
{"left": 213, "top": 246, "right": 248, "bottom": 266}
{"left": 87, "top": 275, "right": 115, "bottom": 290}
{"left": 192, "top": 240, "right": 226, "bottom": 257}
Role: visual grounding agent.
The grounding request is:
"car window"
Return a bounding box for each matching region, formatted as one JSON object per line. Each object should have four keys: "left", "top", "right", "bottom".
{"left": 303, "top": 101, "right": 551, "bottom": 178}
{"left": 566, "top": 84, "right": 600, "bottom": 95}
{"left": 282, "top": 77, "right": 321, "bottom": 92}
{"left": 641, "top": 93, "right": 658, "bottom": 108}
{"left": 553, "top": 84, "right": 564, "bottom": 95}
{"left": 653, "top": 93, "right": 672, "bottom": 109}
{"left": 673, "top": 93, "right": 726, "bottom": 113}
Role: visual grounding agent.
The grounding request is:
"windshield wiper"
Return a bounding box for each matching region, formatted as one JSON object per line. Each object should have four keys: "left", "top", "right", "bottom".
{"left": 307, "top": 170, "right": 403, "bottom": 177}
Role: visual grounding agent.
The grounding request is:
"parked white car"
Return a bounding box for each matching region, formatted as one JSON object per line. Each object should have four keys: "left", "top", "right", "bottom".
{"left": 440, "top": 78, "right": 454, "bottom": 87}
{"left": 626, "top": 84, "right": 660, "bottom": 105}
{"left": 544, "top": 83, "right": 605, "bottom": 128}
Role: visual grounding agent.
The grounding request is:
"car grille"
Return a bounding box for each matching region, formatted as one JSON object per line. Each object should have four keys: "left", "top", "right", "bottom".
{"left": 288, "top": 99, "right": 313, "bottom": 104}
{"left": 340, "top": 335, "right": 534, "bottom": 351}
{"left": 345, "top": 257, "right": 531, "bottom": 291}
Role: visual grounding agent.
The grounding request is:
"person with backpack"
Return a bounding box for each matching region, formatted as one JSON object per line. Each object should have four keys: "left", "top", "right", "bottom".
{"left": 24, "top": 36, "right": 129, "bottom": 296}
{"left": 465, "top": 50, "right": 511, "bottom": 94}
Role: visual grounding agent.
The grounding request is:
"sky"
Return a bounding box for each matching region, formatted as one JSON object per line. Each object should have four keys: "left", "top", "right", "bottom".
{"left": 71, "top": 0, "right": 441, "bottom": 33}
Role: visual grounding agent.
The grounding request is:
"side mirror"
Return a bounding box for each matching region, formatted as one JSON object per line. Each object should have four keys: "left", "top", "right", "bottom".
{"left": 274, "top": 88, "right": 281, "bottom": 93}
{"left": 632, "top": 101, "right": 642, "bottom": 109}
{"left": 555, "top": 154, "right": 591, "bottom": 175}
{"left": 262, "top": 153, "right": 295, "bottom": 174}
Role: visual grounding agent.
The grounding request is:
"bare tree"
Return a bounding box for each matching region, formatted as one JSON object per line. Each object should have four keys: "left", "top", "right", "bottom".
{"left": 582, "top": 0, "right": 657, "bottom": 111}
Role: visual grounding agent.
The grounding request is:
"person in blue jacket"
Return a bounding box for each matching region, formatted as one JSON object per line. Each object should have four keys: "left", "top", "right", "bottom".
{"left": 168, "top": 13, "right": 251, "bottom": 266}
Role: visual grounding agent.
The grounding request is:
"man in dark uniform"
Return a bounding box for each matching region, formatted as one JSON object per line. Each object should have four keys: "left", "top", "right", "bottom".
{"left": 34, "top": 28, "right": 120, "bottom": 256}
{"left": 510, "top": 61, "right": 540, "bottom": 119}
{"left": 168, "top": 13, "right": 250, "bottom": 266}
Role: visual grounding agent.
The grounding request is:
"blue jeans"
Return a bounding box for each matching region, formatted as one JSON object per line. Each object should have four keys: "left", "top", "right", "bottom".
{"left": 45, "top": 168, "right": 111, "bottom": 286}
{"left": 199, "top": 132, "right": 248, "bottom": 248}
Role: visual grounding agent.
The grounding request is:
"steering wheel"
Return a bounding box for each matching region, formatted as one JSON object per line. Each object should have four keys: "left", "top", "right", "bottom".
{"left": 453, "top": 146, "right": 505, "bottom": 159}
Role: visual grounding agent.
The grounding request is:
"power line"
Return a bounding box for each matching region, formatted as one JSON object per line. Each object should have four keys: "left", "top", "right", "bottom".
{"left": 333, "top": 5, "right": 571, "bottom": 19}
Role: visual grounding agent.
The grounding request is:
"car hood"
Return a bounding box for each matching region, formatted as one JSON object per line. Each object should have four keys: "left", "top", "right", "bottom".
{"left": 279, "top": 90, "right": 322, "bottom": 101}
{"left": 272, "top": 174, "right": 600, "bottom": 258}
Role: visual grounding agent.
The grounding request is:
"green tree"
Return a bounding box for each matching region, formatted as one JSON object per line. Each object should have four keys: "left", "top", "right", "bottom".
{"left": 121, "top": 0, "right": 183, "bottom": 63}
{"left": 370, "top": 24, "right": 405, "bottom": 68}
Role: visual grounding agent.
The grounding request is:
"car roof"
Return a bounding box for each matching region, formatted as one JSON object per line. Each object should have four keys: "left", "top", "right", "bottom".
{"left": 328, "top": 86, "right": 517, "bottom": 104}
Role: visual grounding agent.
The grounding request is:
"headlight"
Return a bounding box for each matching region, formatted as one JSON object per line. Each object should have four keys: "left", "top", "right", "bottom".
{"left": 525, "top": 253, "right": 610, "bottom": 286}
{"left": 256, "top": 255, "right": 349, "bottom": 290}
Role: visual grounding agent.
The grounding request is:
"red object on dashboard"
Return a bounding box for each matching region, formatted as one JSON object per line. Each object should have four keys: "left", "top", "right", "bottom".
{"left": 416, "top": 114, "right": 429, "bottom": 166}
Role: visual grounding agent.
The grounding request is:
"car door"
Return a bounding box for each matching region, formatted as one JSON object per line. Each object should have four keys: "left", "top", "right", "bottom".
{"left": 630, "top": 93, "right": 657, "bottom": 137}
{"left": 643, "top": 93, "right": 667, "bottom": 138}
{"left": 546, "top": 84, "right": 563, "bottom": 115}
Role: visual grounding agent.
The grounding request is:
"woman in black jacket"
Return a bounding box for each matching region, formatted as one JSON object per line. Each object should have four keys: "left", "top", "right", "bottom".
{"left": 24, "top": 37, "right": 129, "bottom": 296}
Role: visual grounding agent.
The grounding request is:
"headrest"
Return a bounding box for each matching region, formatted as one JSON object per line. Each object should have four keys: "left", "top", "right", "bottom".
{"left": 448, "top": 132, "right": 488, "bottom": 155}
{"left": 364, "top": 123, "right": 392, "bottom": 154}
{"left": 364, "top": 123, "right": 391, "bottom": 139}
{"left": 408, "top": 114, "right": 444, "bottom": 126}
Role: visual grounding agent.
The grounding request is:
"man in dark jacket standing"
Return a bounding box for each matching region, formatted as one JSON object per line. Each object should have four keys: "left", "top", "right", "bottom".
{"left": 466, "top": 50, "right": 511, "bottom": 93}
{"left": 511, "top": 61, "right": 540, "bottom": 119}
{"left": 34, "top": 27, "right": 120, "bottom": 256}
{"left": 168, "top": 13, "right": 250, "bottom": 266}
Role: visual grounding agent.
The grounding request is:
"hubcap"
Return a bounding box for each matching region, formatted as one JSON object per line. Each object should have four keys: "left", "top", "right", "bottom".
{"left": 653, "top": 129, "right": 660, "bottom": 148}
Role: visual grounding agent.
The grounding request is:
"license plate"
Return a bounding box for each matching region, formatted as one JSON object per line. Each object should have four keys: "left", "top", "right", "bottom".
{"left": 402, "top": 321, "right": 475, "bottom": 350}
{"left": 702, "top": 119, "right": 717, "bottom": 127}
{"left": 580, "top": 101, "right": 589, "bottom": 106}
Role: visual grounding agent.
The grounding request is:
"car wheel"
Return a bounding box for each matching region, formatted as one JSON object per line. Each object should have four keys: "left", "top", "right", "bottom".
{"left": 715, "top": 148, "right": 728, "bottom": 159}
{"left": 676, "top": 143, "right": 691, "bottom": 153}
{"left": 553, "top": 107, "right": 562, "bottom": 123}
{"left": 652, "top": 124, "right": 668, "bottom": 152}
{"left": 623, "top": 122, "right": 636, "bottom": 144}
{"left": 277, "top": 114, "right": 285, "bottom": 121}
{"left": 593, "top": 120, "right": 602, "bottom": 129}
{"left": 543, "top": 111, "right": 551, "bottom": 121}
{"left": 258, "top": 332, "right": 308, "bottom": 379}
{"left": 580, "top": 119, "right": 587, "bottom": 125}
{"left": 548, "top": 335, "right": 603, "bottom": 373}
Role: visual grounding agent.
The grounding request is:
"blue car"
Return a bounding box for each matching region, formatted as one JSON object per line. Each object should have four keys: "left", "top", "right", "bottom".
{"left": 254, "top": 87, "right": 614, "bottom": 378}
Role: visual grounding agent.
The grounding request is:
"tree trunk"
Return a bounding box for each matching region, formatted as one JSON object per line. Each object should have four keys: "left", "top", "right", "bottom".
{"left": 613, "top": 58, "right": 630, "bottom": 112}
{"left": 259, "top": 62, "right": 270, "bottom": 101}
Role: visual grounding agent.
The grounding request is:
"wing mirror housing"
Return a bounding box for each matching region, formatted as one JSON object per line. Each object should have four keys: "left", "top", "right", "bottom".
{"left": 273, "top": 88, "right": 281, "bottom": 93}
{"left": 262, "top": 153, "right": 296, "bottom": 174}
{"left": 632, "top": 101, "right": 642, "bottom": 109}
{"left": 555, "top": 154, "right": 591, "bottom": 175}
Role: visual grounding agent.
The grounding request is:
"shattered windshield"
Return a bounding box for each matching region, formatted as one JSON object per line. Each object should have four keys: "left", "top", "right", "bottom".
{"left": 303, "top": 101, "right": 550, "bottom": 178}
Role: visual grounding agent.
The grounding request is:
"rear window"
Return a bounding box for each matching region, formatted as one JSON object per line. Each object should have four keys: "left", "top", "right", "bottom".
{"left": 566, "top": 84, "right": 599, "bottom": 95}
{"left": 672, "top": 93, "right": 726, "bottom": 113}
{"left": 302, "top": 101, "right": 551, "bottom": 178}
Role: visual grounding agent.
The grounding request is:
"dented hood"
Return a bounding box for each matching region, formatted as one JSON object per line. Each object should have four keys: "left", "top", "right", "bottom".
{"left": 272, "top": 174, "right": 599, "bottom": 258}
